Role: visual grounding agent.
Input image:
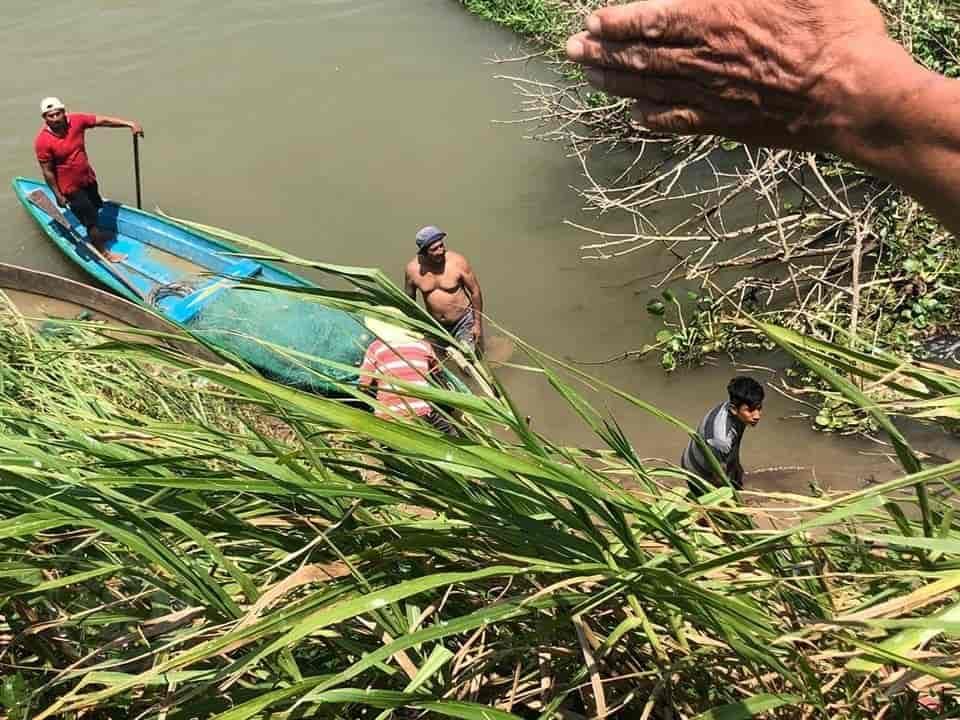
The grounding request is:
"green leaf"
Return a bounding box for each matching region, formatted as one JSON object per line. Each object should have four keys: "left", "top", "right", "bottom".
{"left": 8, "top": 564, "right": 122, "bottom": 597}
{"left": 403, "top": 644, "right": 454, "bottom": 693}
{"left": 646, "top": 299, "right": 666, "bottom": 316}
{"left": 692, "top": 694, "right": 803, "bottom": 719}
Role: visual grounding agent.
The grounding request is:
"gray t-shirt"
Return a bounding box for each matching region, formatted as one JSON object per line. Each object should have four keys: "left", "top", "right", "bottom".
{"left": 681, "top": 401, "right": 746, "bottom": 481}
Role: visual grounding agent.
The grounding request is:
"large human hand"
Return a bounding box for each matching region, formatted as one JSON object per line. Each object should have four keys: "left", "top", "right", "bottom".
{"left": 565, "top": 0, "right": 912, "bottom": 154}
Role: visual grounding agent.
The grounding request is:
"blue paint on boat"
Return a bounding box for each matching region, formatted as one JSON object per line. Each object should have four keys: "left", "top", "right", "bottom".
{"left": 14, "top": 177, "right": 301, "bottom": 300}
{"left": 13, "top": 176, "right": 374, "bottom": 394}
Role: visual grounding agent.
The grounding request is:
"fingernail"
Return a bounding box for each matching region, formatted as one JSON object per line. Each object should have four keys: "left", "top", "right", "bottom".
{"left": 565, "top": 36, "right": 584, "bottom": 59}
{"left": 586, "top": 14, "right": 602, "bottom": 35}
{"left": 585, "top": 68, "right": 605, "bottom": 89}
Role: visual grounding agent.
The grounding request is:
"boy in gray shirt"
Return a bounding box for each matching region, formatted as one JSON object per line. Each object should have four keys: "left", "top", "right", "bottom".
{"left": 682, "top": 376, "right": 764, "bottom": 497}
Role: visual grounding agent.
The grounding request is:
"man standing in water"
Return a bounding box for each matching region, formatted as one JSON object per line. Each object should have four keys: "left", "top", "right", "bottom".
{"left": 404, "top": 226, "right": 484, "bottom": 354}
{"left": 34, "top": 97, "right": 143, "bottom": 262}
{"left": 681, "top": 376, "right": 764, "bottom": 497}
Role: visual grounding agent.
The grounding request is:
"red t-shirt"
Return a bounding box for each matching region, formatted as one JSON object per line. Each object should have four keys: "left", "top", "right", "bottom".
{"left": 359, "top": 339, "right": 437, "bottom": 418}
{"left": 34, "top": 113, "right": 98, "bottom": 196}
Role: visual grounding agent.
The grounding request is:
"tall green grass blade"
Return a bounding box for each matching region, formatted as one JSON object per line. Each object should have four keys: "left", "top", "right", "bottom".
{"left": 757, "top": 321, "right": 932, "bottom": 537}
{"left": 403, "top": 644, "right": 454, "bottom": 693}
{"left": 692, "top": 694, "right": 803, "bottom": 719}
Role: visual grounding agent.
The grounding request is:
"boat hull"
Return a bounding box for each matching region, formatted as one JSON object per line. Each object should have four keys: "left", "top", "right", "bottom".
{"left": 13, "top": 177, "right": 372, "bottom": 394}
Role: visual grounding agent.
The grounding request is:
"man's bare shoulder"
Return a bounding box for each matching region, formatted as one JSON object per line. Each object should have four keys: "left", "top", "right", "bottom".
{"left": 404, "top": 257, "right": 421, "bottom": 276}
{"left": 445, "top": 250, "right": 470, "bottom": 268}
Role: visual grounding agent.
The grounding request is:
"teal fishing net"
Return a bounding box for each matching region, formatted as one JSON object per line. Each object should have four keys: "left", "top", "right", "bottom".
{"left": 155, "top": 281, "right": 371, "bottom": 395}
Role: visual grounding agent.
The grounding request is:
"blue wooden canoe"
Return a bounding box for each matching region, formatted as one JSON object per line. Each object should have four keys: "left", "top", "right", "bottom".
{"left": 13, "top": 176, "right": 376, "bottom": 395}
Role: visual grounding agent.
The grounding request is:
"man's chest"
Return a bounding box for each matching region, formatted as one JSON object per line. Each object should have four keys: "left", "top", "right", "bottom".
{"left": 40, "top": 130, "right": 86, "bottom": 161}
{"left": 417, "top": 267, "right": 462, "bottom": 292}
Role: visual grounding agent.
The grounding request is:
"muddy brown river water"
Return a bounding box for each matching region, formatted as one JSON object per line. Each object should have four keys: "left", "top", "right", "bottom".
{"left": 0, "top": 0, "right": 954, "bottom": 491}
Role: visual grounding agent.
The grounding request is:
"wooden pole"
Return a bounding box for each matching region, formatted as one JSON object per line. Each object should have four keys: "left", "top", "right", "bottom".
{"left": 133, "top": 134, "right": 142, "bottom": 209}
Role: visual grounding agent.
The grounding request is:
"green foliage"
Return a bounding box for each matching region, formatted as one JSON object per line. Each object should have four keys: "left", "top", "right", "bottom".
{"left": 0, "top": 673, "right": 30, "bottom": 720}
{"left": 873, "top": 202, "right": 960, "bottom": 345}
{"left": 4, "top": 237, "right": 960, "bottom": 718}
{"left": 785, "top": 366, "right": 880, "bottom": 435}
{"left": 460, "top": 0, "right": 577, "bottom": 48}
{"left": 882, "top": 0, "right": 960, "bottom": 78}
{"left": 771, "top": 193, "right": 960, "bottom": 433}
{"left": 645, "top": 288, "right": 757, "bottom": 371}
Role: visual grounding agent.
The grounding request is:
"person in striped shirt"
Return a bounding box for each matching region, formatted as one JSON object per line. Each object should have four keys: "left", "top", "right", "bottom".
{"left": 681, "top": 376, "right": 764, "bottom": 497}
{"left": 359, "top": 311, "right": 454, "bottom": 434}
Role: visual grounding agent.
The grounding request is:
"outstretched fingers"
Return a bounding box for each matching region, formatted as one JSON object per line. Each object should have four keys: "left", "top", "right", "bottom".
{"left": 630, "top": 97, "right": 801, "bottom": 149}
{"left": 585, "top": 69, "right": 753, "bottom": 104}
{"left": 566, "top": 0, "right": 887, "bottom": 154}
{"left": 567, "top": 32, "right": 723, "bottom": 79}
{"left": 580, "top": 67, "right": 761, "bottom": 135}
{"left": 631, "top": 100, "right": 712, "bottom": 135}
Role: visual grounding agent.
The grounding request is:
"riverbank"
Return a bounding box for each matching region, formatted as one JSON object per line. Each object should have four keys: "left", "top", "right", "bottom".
{"left": 462, "top": 0, "right": 960, "bottom": 435}
{"left": 460, "top": 0, "right": 578, "bottom": 45}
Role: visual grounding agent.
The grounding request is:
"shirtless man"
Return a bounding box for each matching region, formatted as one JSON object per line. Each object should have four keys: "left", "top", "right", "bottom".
{"left": 404, "top": 225, "right": 484, "bottom": 354}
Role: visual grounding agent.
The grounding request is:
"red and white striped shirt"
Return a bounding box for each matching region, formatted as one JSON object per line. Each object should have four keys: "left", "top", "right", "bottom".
{"left": 359, "top": 339, "right": 437, "bottom": 418}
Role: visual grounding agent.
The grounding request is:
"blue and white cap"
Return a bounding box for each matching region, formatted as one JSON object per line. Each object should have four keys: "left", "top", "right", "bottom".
{"left": 415, "top": 225, "right": 446, "bottom": 252}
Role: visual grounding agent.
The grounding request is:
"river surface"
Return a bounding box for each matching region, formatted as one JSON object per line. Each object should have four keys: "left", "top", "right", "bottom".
{"left": 0, "top": 0, "right": 952, "bottom": 492}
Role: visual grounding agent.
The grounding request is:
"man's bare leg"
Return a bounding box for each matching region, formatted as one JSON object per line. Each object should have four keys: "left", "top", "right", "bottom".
{"left": 88, "top": 226, "right": 126, "bottom": 263}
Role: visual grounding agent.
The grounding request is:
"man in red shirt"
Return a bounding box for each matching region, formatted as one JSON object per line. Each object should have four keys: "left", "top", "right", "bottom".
{"left": 34, "top": 97, "right": 143, "bottom": 262}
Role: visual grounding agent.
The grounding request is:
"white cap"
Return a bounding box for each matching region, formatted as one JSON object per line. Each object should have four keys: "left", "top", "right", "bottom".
{"left": 364, "top": 306, "right": 423, "bottom": 345}
{"left": 40, "top": 97, "right": 65, "bottom": 114}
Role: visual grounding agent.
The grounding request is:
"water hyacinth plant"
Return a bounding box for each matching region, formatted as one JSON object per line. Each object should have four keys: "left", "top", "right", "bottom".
{"left": 2, "top": 235, "right": 960, "bottom": 719}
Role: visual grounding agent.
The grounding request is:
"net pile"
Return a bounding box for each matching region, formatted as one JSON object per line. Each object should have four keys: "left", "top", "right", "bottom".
{"left": 169, "top": 284, "right": 370, "bottom": 395}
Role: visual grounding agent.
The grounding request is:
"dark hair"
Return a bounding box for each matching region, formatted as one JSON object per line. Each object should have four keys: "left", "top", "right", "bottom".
{"left": 727, "top": 376, "right": 764, "bottom": 410}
